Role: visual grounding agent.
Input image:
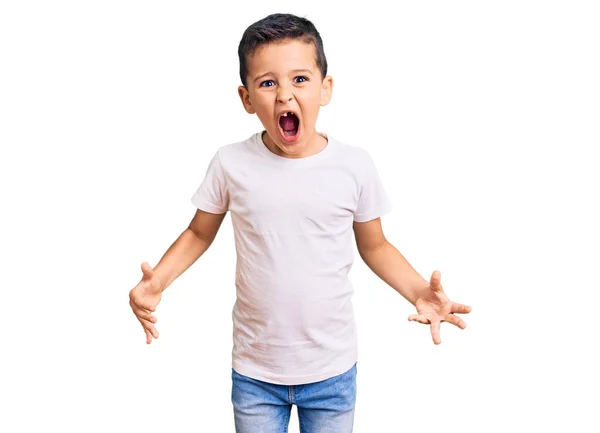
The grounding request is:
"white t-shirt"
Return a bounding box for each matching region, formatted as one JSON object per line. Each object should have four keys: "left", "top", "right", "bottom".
{"left": 191, "top": 130, "right": 392, "bottom": 385}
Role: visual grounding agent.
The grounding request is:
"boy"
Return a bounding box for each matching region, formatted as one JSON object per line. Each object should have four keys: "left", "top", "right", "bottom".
{"left": 128, "top": 13, "right": 471, "bottom": 432}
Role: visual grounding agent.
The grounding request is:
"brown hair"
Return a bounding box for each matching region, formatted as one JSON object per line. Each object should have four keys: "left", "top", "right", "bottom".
{"left": 237, "top": 13, "right": 328, "bottom": 88}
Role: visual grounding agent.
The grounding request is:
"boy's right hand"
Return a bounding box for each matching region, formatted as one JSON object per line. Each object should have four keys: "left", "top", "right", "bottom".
{"left": 129, "top": 262, "right": 163, "bottom": 344}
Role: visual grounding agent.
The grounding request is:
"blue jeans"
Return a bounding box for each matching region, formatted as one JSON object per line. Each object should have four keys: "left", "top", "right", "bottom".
{"left": 231, "top": 363, "right": 357, "bottom": 433}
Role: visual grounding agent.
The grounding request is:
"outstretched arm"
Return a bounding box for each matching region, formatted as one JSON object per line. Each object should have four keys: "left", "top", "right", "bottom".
{"left": 154, "top": 209, "right": 227, "bottom": 292}
{"left": 129, "top": 209, "right": 227, "bottom": 344}
{"left": 353, "top": 217, "right": 471, "bottom": 344}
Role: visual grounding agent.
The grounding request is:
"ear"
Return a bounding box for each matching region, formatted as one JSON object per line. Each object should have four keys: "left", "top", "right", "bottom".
{"left": 238, "top": 85, "right": 255, "bottom": 114}
{"left": 320, "top": 75, "right": 333, "bottom": 106}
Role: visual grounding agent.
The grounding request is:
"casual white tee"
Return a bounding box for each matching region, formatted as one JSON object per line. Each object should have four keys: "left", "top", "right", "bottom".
{"left": 191, "top": 130, "right": 392, "bottom": 385}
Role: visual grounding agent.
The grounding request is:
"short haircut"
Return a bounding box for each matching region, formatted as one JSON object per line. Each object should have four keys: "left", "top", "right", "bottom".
{"left": 237, "top": 13, "right": 328, "bottom": 88}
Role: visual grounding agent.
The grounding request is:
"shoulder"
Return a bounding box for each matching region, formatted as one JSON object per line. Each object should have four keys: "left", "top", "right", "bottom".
{"left": 213, "top": 132, "right": 259, "bottom": 165}
{"left": 217, "top": 133, "right": 255, "bottom": 155}
{"left": 329, "top": 134, "right": 373, "bottom": 159}
{"left": 328, "top": 135, "right": 376, "bottom": 174}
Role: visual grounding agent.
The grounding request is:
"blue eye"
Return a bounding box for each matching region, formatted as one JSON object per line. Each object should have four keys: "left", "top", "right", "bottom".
{"left": 260, "top": 76, "right": 308, "bottom": 87}
{"left": 260, "top": 80, "right": 275, "bottom": 87}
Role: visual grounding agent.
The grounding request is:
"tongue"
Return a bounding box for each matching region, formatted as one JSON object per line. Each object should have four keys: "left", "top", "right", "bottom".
{"left": 281, "top": 115, "right": 298, "bottom": 131}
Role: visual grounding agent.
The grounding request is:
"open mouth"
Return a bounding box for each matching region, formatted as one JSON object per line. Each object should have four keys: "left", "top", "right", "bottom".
{"left": 278, "top": 111, "right": 301, "bottom": 142}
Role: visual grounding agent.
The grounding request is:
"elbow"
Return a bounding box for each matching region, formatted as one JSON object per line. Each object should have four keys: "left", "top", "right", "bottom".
{"left": 188, "top": 226, "right": 213, "bottom": 246}
{"left": 358, "top": 239, "right": 389, "bottom": 264}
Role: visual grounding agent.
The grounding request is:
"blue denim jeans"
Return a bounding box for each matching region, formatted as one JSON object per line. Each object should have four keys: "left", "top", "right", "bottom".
{"left": 231, "top": 363, "right": 357, "bottom": 433}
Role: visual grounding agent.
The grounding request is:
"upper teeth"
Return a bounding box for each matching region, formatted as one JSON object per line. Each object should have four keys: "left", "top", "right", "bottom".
{"left": 282, "top": 112, "right": 293, "bottom": 117}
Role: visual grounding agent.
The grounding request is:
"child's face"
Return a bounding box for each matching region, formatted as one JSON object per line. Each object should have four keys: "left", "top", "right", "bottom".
{"left": 238, "top": 38, "right": 333, "bottom": 158}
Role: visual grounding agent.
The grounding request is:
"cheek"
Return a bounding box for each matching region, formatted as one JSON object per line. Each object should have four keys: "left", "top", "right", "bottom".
{"left": 251, "top": 100, "right": 271, "bottom": 118}
{"left": 255, "top": 96, "right": 274, "bottom": 112}
{"left": 308, "top": 88, "right": 324, "bottom": 105}
{"left": 303, "top": 94, "right": 322, "bottom": 116}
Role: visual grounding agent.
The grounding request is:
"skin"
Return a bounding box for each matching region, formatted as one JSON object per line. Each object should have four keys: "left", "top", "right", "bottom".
{"left": 129, "top": 38, "right": 472, "bottom": 345}
{"left": 238, "top": 38, "right": 333, "bottom": 159}
{"left": 353, "top": 218, "right": 472, "bottom": 345}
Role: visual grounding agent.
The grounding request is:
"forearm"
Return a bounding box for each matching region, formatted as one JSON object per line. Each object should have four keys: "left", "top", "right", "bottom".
{"left": 153, "top": 227, "right": 211, "bottom": 292}
{"left": 359, "top": 240, "right": 429, "bottom": 305}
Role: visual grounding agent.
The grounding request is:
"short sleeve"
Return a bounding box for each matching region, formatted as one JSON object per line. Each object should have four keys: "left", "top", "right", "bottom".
{"left": 190, "top": 150, "right": 229, "bottom": 214}
{"left": 353, "top": 151, "right": 393, "bottom": 222}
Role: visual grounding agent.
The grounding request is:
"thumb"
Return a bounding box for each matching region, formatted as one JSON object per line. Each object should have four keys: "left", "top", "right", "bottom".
{"left": 141, "top": 262, "right": 155, "bottom": 280}
{"left": 430, "top": 270, "right": 442, "bottom": 292}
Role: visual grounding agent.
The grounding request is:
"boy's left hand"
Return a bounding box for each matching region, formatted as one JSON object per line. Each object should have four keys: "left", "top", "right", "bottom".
{"left": 408, "top": 270, "right": 471, "bottom": 344}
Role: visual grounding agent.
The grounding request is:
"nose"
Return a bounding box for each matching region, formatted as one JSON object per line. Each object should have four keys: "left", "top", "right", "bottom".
{"left": 276, "top": 85, "right": 294, "bottom": 103}
{"left": 277, "top": 93, "right": 293, "bottom": 103}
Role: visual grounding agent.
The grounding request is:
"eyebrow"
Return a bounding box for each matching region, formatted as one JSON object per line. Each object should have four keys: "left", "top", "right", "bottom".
{"left": 253, "top": 69, "right": 313, "bottom": 84}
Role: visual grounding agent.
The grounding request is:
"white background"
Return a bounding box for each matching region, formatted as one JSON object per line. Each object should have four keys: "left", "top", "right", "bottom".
{"left": 1, "top": 1, "right": 598, "bottom": 432}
